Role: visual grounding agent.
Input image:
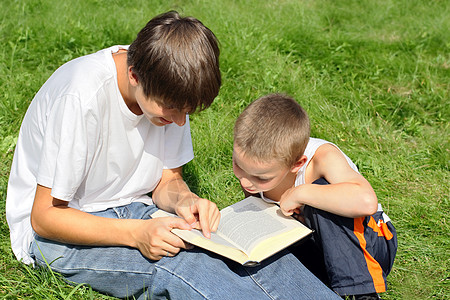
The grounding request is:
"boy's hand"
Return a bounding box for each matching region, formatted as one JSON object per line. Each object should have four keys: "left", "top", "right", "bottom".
{"left": 152, "top": 167, "right": 220, "bottom": 238}
{"left": 175, "top": 194, "right": 220, "bottom": 239}
{"left": 279, "top": 186, "right": 304, "bottom": 217}
{"left": 291, "top": 208, "right": 306, "bottom": 223}
{"left": 133, "top": 217, "right": 193, "bottom": 261}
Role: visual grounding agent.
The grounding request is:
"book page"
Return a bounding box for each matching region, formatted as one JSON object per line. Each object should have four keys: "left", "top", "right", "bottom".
{"left": 218, "top": 196, "right": 303, "bottom": 253}
{"left": 151, "top": 210, "right": 242, "bottom": 250}
{"left": 174, "top": 227, "right": 242, "bottom": 249}
{"left": 151, "top": 197, "right": 312, "bottom": 265}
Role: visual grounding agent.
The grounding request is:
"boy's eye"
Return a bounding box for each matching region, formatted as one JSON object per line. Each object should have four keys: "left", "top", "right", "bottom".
{"left": 254, "top": 177, "right": 271, "bottom": 183}
{"left": 165, "top": 106, "right": 191, "bottom": 114}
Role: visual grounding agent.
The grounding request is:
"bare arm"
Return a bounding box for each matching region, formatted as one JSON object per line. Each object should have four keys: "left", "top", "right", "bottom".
{"left": 280, "top": 143, "right": 378, "bottom": 218}
{"left": 152, "top": 167, "right": 220, "bottom": 238}
{"left": 30, "top": 184, "right": 193, "bottom": 260}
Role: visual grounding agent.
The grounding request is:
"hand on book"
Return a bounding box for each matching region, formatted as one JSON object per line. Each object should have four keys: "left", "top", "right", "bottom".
{"left": 152, "top": 196, "right": 312, "bottom": 265}
{"left": 175, "top": 194, "right": 221, "bottom": 239}
{"left": 133, "top": 217, "right": 193, "bottom": 260}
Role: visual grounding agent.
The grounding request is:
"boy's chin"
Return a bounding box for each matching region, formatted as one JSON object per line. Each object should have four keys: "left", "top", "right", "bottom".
{"left": 243, "top": 187, "right": 259, "bottom": 194}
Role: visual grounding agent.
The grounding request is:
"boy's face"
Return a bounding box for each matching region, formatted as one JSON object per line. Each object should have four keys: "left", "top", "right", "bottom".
{"left": 232, "top": 146, "right": 291, "bottom": 194}
{"left": 135, "top": 85, "right": 190, "bottom": 127}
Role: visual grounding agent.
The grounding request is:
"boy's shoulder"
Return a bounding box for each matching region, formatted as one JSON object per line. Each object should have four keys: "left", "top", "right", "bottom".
{"left": 305, "top": 138, "right": 359, "bottom": 176}
{"left": 303, "top": 138, "right": 333, "bottom": 165}
{"left": 54, "top": 46, "right": 119, "bottom": 84}
{"left": 305, "top": 138, "right": 329, "bottom": 152}
{"left": 38, "top": 46, "right": 124, "bottom": 107}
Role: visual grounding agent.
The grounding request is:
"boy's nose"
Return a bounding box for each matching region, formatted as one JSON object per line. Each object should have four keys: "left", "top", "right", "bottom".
{"left": 172, "top": 112, "right": 186, "bottom": 126}
{"left": 240, "top": 177, "right": 253, "bottom": 189}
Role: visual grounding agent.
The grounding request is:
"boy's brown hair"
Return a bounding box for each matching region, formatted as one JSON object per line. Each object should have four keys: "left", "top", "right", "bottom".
{"left": 234, "top": 94, "right": 310, "bottom": 168}
{"left": 127, "top": 11, "right": 221, "bottom": 114}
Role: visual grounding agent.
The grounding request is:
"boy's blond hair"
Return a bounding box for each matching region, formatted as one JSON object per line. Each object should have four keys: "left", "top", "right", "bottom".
{"left": 234, "top": 94, "right": 310, "bottom": 168}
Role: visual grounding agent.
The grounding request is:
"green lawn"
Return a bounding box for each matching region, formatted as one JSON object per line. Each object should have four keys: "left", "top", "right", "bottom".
{"left": 1, "top": 0, "right": 448, "bottom": 299}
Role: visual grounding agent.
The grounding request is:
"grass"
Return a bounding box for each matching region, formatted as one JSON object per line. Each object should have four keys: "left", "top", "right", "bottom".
{"left": 1, "top": 0, "right": 449, "bottom": 299}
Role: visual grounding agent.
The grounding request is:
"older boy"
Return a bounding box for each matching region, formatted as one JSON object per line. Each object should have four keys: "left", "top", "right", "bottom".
{"left": 233, "top": 94, "right": 397, "bottom": 300}
{"left": 6, "top": 12, "right": 340, "bottom": 299}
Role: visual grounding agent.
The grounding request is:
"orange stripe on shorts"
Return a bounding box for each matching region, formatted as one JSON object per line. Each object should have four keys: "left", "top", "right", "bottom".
{"left": 353, "top": 217, "right": 386, "bottom": 293}
{"left": 367, "top": 217, "right": 394, "bottom": 240}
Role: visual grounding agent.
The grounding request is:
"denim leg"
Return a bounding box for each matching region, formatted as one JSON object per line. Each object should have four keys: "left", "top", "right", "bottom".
{"left": 30, "top": 202, "right": 340, "bottom": 299}
{"left": 30, "top": 202, "right": 162, "bottom": 299}
{"left": 150, "top": 248, "right": 340, "bottom": 300}
{"left": 239, "top": 249, "right": 341, "bottom": 299}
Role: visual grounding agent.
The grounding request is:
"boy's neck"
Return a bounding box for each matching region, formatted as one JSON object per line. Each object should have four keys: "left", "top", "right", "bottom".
{"left": 113, "top": 50, "right": 141, "bottom": 115}
{"left": 263, "top": 171, "right": 297, "bottom": 202}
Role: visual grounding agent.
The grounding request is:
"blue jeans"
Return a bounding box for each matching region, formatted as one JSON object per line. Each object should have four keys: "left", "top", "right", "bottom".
{"left": 30, "top": 202, "right": 340, "bottom": 299}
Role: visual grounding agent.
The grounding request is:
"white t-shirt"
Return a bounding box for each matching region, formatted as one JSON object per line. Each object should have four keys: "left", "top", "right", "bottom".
{"left": 6, "top": 45, "right": 194, "bottom": 264}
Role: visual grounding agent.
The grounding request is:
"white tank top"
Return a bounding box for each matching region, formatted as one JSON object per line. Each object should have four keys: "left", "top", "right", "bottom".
{"left": 260, "top": 138, "right": 358, "bottom": 203}
{"left": 295, "top": 138, "right": 358, "bottom": 186}
{"left": 259, "top": 138, "right": 387, "bottom": 217}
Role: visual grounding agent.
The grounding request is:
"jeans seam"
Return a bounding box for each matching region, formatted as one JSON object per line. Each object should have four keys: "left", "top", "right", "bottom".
{"left": 244, "top": 268, "right": 275, "bottom": 300}
{"left": 112, "top": 206, "right": 131, "bottom": 219}
{"left": 155, "top": 264, "right": 207, "bottom": 299}
{"left": 35, "top": 256, "right": 155, "bottom": 275}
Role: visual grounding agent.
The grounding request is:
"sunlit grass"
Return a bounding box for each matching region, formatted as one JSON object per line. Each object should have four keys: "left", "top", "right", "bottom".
{"left": 1, "top": 0, "right": 448, "bottom": 298}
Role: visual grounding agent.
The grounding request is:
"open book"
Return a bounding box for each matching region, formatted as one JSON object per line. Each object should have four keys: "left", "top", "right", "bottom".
{"left": 151, "top": 196, "right": 312, "bottom": 266}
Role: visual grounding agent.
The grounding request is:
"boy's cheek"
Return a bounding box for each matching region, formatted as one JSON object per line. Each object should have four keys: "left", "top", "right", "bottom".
{"left": 257, "top": 181, "right": 272, "bottom": 190}
{"left": 233, "top": 163, "right": 239, "bottom": 178}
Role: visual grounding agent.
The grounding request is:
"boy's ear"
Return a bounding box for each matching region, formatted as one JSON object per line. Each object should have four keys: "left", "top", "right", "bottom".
{"left": 128, "top": 66, "right": 139, "bottom": 87}
{"left": 290, "top": 155, "right": 307, "bottom": 173}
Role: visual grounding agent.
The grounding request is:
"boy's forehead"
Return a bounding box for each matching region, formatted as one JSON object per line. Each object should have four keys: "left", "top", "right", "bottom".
{"left": 233, "top": 146, "right": 285, "bottom": 174}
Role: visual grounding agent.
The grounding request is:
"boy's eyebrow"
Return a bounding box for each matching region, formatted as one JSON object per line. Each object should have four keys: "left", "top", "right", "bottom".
{"left": 233, "top": 157, "right": 274, "bottom": 178}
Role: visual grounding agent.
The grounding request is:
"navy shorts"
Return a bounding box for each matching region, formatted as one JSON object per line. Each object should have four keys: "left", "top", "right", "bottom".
{"left": 289, "top": 178, "right": 398, "bottom": 296}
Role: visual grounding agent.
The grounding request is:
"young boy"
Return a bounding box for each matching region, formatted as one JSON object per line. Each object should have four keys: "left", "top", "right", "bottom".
{"left": 233, "top": 93, "right": 397, "bottom": 300}
{"left": 6, "top": 12, "right": 340, "bottom": 299}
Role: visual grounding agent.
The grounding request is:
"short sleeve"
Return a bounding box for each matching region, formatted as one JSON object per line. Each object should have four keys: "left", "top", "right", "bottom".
{"left": 162, "top": 115, "right": 194, "bottom": 169}
{"left": 37, "top": 95, "right": 99, "bottom": 201}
